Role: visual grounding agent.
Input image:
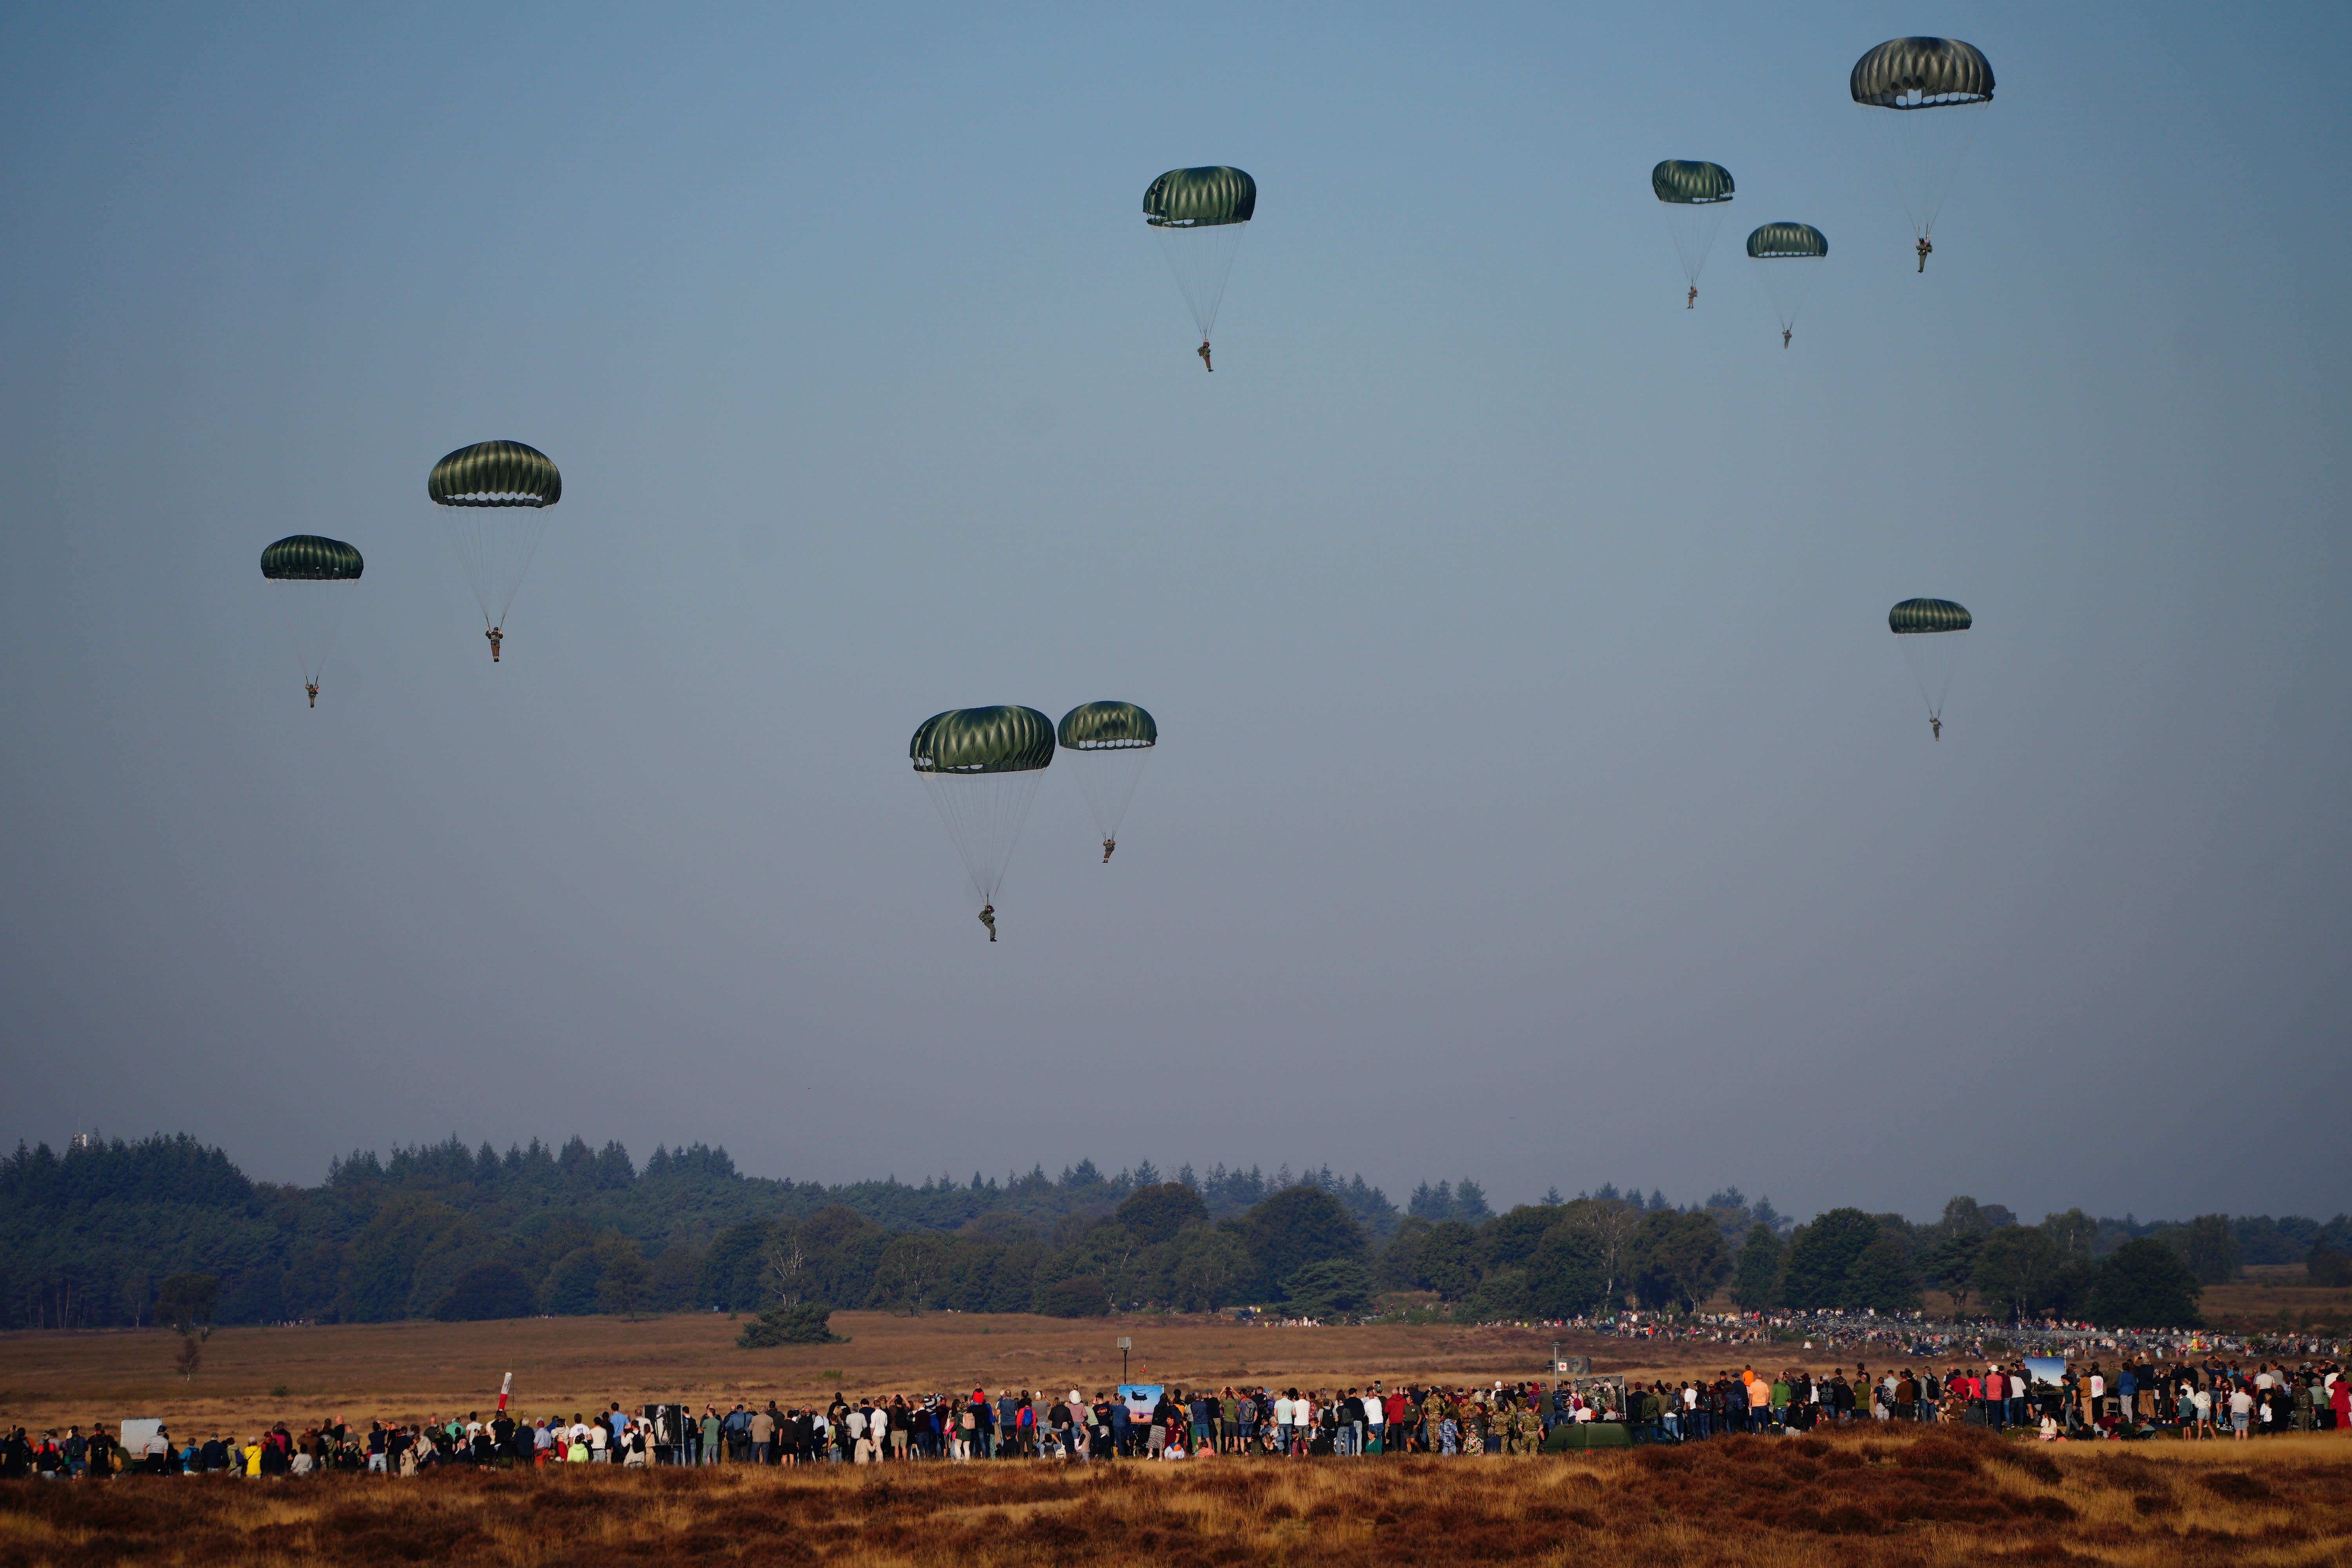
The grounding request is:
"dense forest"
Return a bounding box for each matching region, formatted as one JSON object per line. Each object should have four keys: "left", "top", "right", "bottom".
{"left": 4, "top": 1134, "right": 2345, "bottom": 1333}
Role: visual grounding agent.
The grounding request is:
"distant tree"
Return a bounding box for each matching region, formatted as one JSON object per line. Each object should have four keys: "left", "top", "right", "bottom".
{"left": 871, "top": 1233, "right": 951, "bottom": 1314}
{"left": 1375, "top": 1216, "right": 1434, "bottom": 1290}
{"left": 1524, "top": 1225, "right": 1609, "bottom": 1318}
{"left": 1451, "top": 1179, "right": 1492, "bottom": 1222}
{"left": 641, "top": 1244, "right": 701, "bottom": 1312}
{"left": 1236, "top": 1186, "right": 1366, "bottom": 1301}
{"left": 1409, "top": 1181, "right": 1455, "bottom": 1221}
{"left": 1167, "top": 1227, "right": 1250, "bottom": 1312}
{"left": 2086, "top": 1240, "right": 2202, "bottom": 1328}
{"left": 1457, "top": 1266, "right": 1530, "bottom": 1321}
{"left": 798, "top": 1205, "right": 882, "bottom": 1303}
{"left": 1049, "top": 1220, "right": 1152, "bottom": 1310}
{"left": 1630, "top": 1210, "right": 1730, "bottom": 1312}
{"left": 762, "top": 1220, "right": 813, "bottom": 1307}
{"left": 1916, "top": 1232, "right": 1985, "bottom": 1310}
{"left": 544, "top": 1246, "right": 607, "bottom": 1316}
{"left": 2039, "top": 1208, "right": 2098, "bottom": 1261}
{"left": 1846, "top": 1234, "right": 1922, "bottom": 1313}
{"left": 1414, "top": 1220, "right": 1483, "bottom": 1299}
{"left": 1749, "top": 1196, "right": 1786, "bottom": 1234}
{"left": 2171, "top": 1215, "right": 2241, "bottom": 1284}
{"left": 2309, "top": 1243, "right": 2352, "bottom": 1289}
{"left": 697, "top": 1220, "right": 775, "bottom": 1312}
{"left": 154, "top": 1274, "right": 220, "bottom": 1334}
{"left": 1728, "top": 1224, "right": 1783, "bottom": 1312}
{"left": 737, "top": 1303, "right": 841, "bottom": 1347}
{"left": 1040, "top": 1275, "right": 1112, "bottom": 1318}
{"left": 1937, "top": 1196, "right": 1994, "bottom": 1236}
{"left": 1778, "top": 1210, "right": 1880, "bottom": 1310}
{"left": 433, "top": 1263, "right": 538, "bottom": 1321}
{"left": 984, "top": 1236, "right": 1045, "bottom": 1313}
{"left": 2227, "top": 1215, "right": 2317, "bottom": 1267}
{"left": 596, "top": 1241, "right": 651, "bottom": 1318}
{"left": 173, "top": 1334, "right": 203, "bottom": 1380}
{"left": 1482, "top": 1205, "right": 1570, "bottom": 1272}
{"left": 1973, "top": 1227, "right": 2063, "bottom": 1320}
{"left": 1704, "top": 1187, "right": 1748, "bottom": 1212}
{"left": 1284, "top": 1258, "right": 1374, "bottom": 1320}
{"left": 2052, "top": 1258, "right": 2099, "bottom": 1318}
{"left": 1543, "top": 1187, "right": 1564, "bottom": 1206}
{"left": 1118, "top": 1182, "right": 1209, "bottom": 1246}
{"left": 1556, "top": 1198, "right": 1648, "bottom": 1308}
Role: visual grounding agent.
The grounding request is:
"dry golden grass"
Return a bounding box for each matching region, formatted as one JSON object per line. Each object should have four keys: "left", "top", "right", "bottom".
{"left": 3, "top": 1427, "right": 2350, "bottom": 1567}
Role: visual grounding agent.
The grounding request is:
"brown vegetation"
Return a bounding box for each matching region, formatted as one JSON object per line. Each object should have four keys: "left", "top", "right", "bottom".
{"left": 2197, "top": 1265, "right": 2352, "bottom": 1335}
{"left": 5, "top": 1427, "right": 2351, "bottom": 1567}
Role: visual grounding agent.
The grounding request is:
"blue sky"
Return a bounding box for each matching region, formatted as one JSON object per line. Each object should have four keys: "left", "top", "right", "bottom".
{"left": 2, "top": 2, "right": 2346, "bottom": 1223}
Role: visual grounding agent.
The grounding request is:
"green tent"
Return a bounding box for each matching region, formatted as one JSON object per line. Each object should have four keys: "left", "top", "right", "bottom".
{"left": 1544, "top": 1422, "right": 1632, "bottom": 1452}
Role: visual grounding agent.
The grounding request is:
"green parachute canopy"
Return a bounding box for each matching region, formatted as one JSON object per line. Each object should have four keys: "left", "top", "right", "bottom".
{"left": 1652, "top": 160, "right": 1735, "bottom": 205}
{"left": 1143, "top": 166, "right": 1257, "bottom": 228}
{"left": 1852, "top": 38, "right": 1994, "bottom": 257}
{"left": 1145, "top": 166, "right": 1257, "bottom": 347}
{"left": 910, "top": 706, "right": 1056, "bottom": 775}
{"left": 1655, "top": 162, "right": 1735, "bottom": 300}
{"left": 1057, "top": 702, "right": 1158, "bottom": 750}
{"left": 913, "top": 707, "right": 1056, "bottom": 910}
{"left": 260, "top": 535, "right": 363, "bottom": 700}
{"left": 260, "top": 535, "right": 363, "bottom": 581}
{"left": 428, "top": 440, "right": 562, "bottom": 508}
{"left": 1890, "top": 598, "right": 1973, "bottom": 726}
{"left": 1058, "top": 702, "right": 1156, "bottom": 853}
{"left": 1851, "top": 38, "right": 1994, "bottom": 108}
{"left": 428, "top": 440, "right": 561, "bottom": 638}
{"left": 1748, "top": 223, "right": 1828, "bottom": 259}
{"left": 1889, "top": 598, "right": 1973, "bottom": 633}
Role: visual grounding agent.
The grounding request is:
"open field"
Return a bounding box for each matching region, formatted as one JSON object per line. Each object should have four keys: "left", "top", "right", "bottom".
{"left": 4, "top": 1426, "right": 2351, "bottom": 1567}
{"left": 2198, "top": 1267, "right": 2352, "bottom": 1333}
{"left": 0, "top": 1312, "right": 1689, "bottom": 1434}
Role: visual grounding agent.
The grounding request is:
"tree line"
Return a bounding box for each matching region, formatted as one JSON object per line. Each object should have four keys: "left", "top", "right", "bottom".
{"left": 4, "top": 1134, "right": 2344, "bottom": 1332}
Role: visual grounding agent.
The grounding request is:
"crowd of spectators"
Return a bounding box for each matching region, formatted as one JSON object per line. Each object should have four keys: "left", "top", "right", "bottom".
{"left": 1625, "top": 1356, "right": 2350, "bottom": 1442}
{"left": 6, "top": 1355, "right": 2343, "bottom": 1478}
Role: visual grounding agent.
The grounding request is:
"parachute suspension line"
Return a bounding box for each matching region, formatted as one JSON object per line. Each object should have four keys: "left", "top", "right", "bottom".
{"left": 920, "top": 770, "right": 1045, "bottom": 906}
{"left": 1897, "top": 630, "right": 1968, "bottom": 723}
{"left": 270, "top": 583, "right": 352, "bottom": 689}
{"left": 439, "top": 506, "right": 553, "bottom": 630}
{"left": 1862, "top": 100, "right": 1988, "bottom": 247}
{"left": 1659, "top": 203, "right": 1729, "bottom": 298}
{"left": 1067, "top": 742, "right": 1153, "bottom": 849}
{"left": 1155, "top": 221, "right": 1249, "bottom": 343}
